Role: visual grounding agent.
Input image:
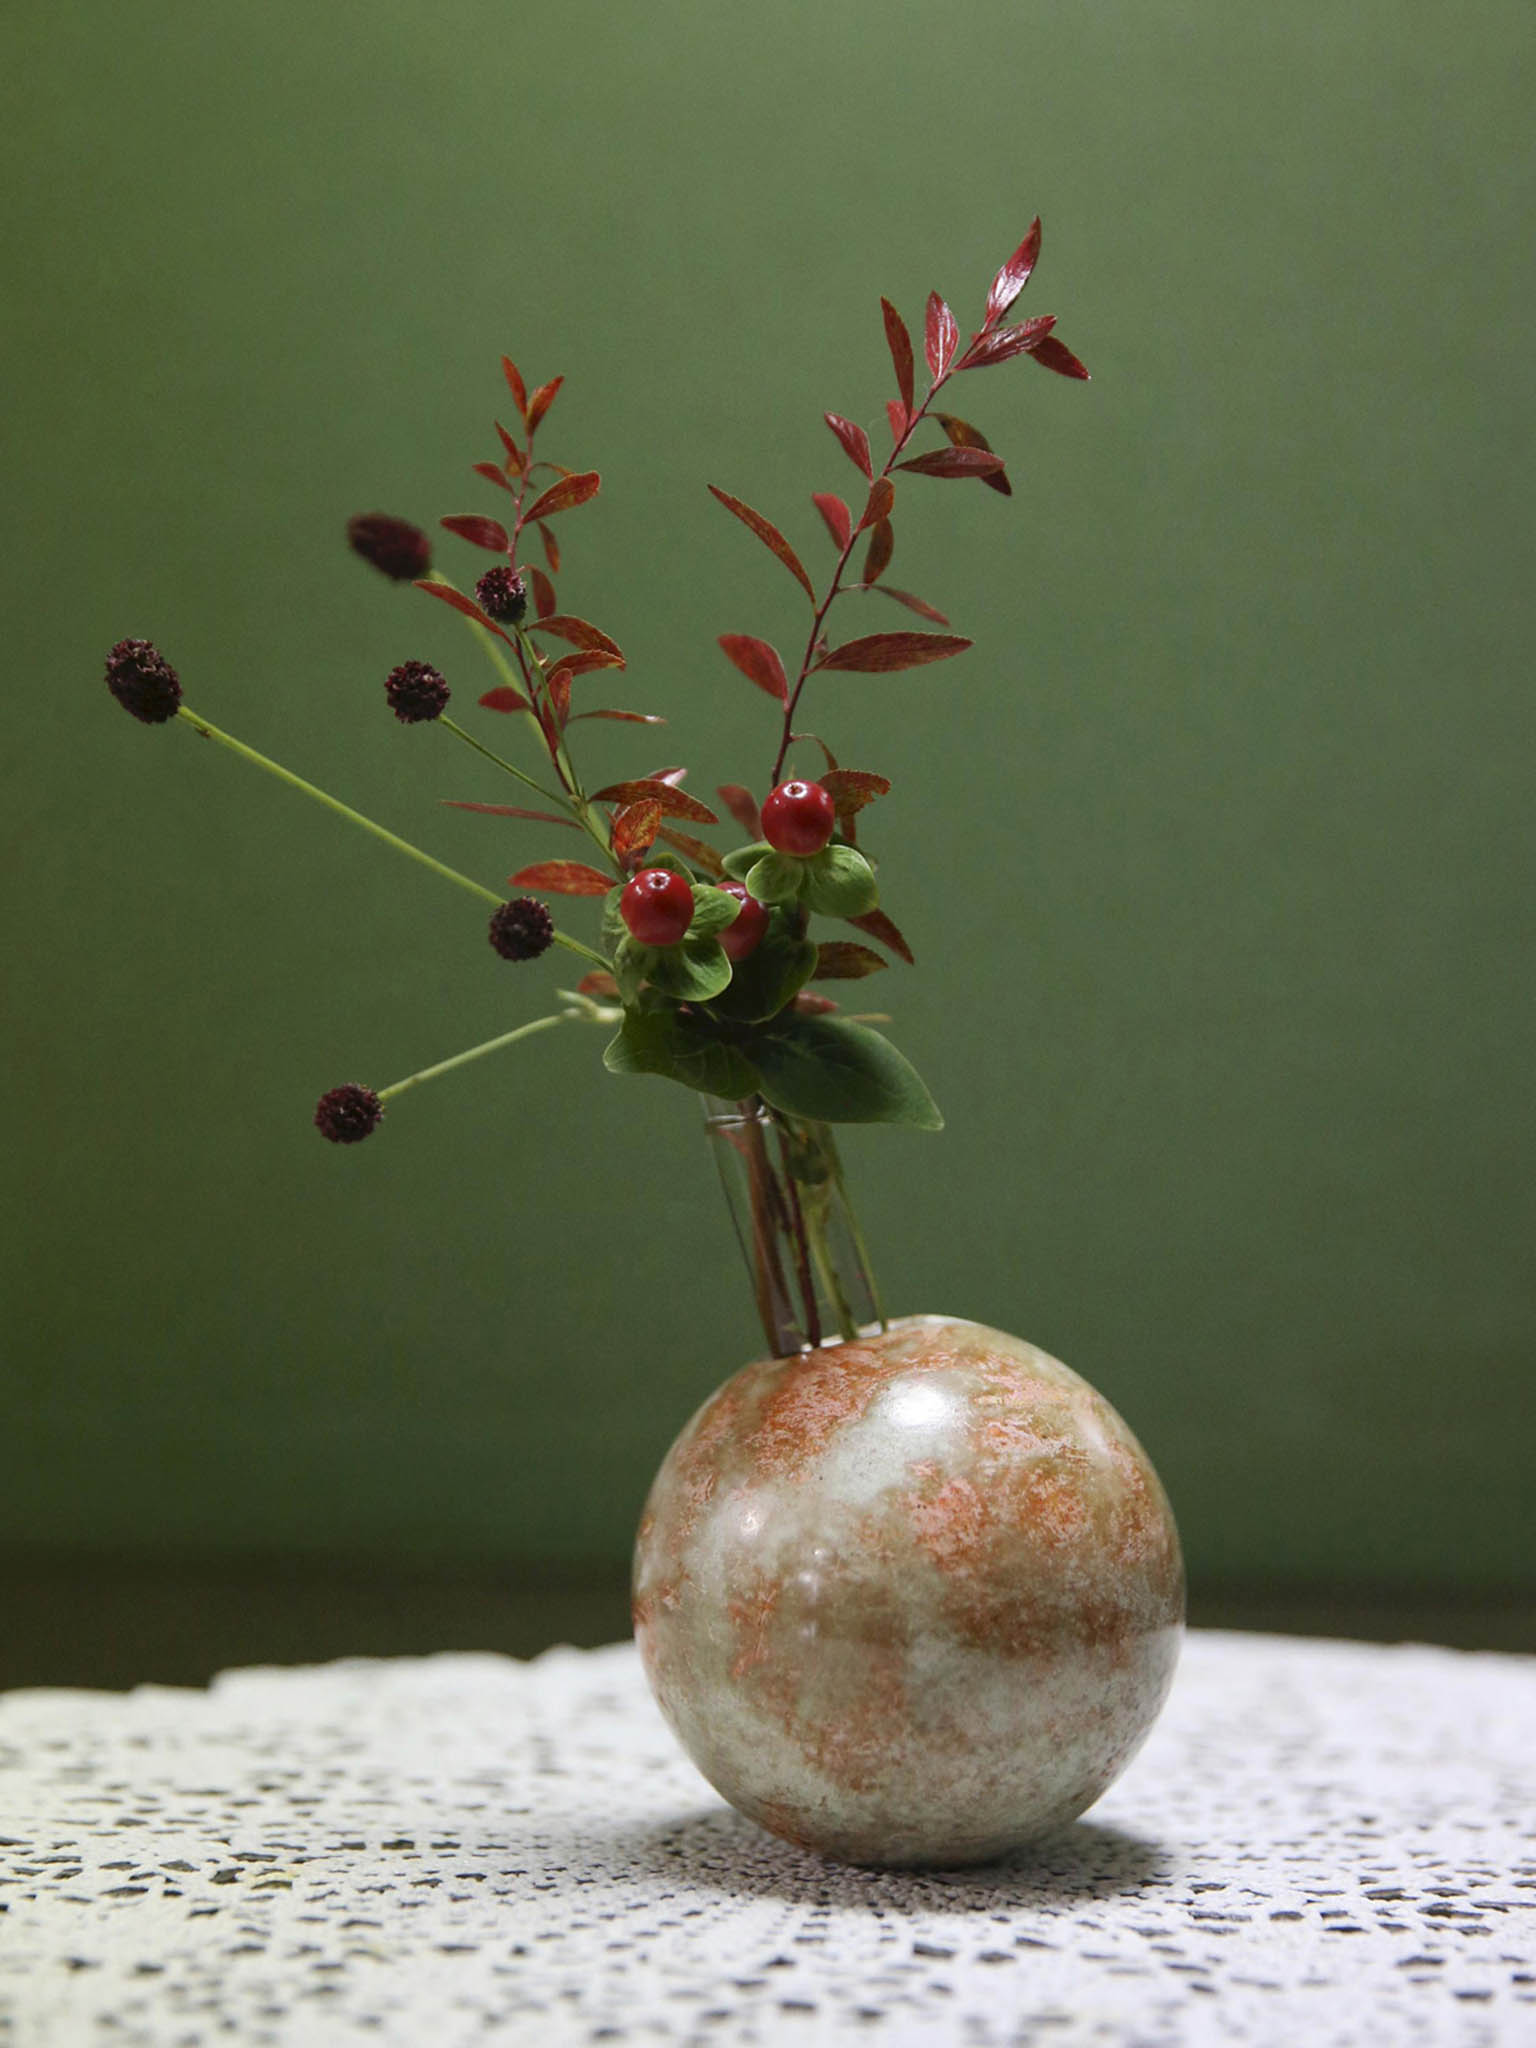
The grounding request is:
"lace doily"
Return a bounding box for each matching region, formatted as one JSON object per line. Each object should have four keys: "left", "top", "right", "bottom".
{"left": 1, "top": 1632, "right": 1531, "bottom": 2044}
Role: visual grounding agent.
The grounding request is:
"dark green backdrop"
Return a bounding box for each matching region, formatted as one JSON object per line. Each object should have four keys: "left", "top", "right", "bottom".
{"left": 3, "top": 1, "right": 1531, "bottom": 1592}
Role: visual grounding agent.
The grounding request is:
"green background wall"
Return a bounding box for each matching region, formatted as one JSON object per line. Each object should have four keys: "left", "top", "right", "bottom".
{"left": 3, "top": 1, "right": 1531, "bottom": 1590}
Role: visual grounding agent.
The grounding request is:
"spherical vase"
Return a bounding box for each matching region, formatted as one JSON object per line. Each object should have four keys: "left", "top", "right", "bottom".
{"left": 633, "top": 1314, "right": 1183, "bottom": 1868}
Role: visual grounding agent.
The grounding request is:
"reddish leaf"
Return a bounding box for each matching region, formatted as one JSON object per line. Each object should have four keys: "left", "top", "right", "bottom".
{"left": 529, "top": 566, "right": 557, "bottom": 619}
{"left": 547, "top": 668, "right": 572, "bottom": 729}
{"left": 880, "top": 297, "right": 915, "bottom": 415}
{"left": 569, "top": 708, "right": 667, "bottom": 725}
{"left": 960, "top": 315, "right": 1058, "bottom": 370}
{"left": 925, "top": 292, "right": 959, "bottom": 380}
{"left": 528, "top": 615, "right": 625, "bottom": 662}
{"left": 934, "top": 412, "right": 1013, "bottom": 497}
{"left": 886, "top": 399, "right": 908, "bottom": 446}
{"left": 811, "top": 492, "right": 852, "bottom": 552}
{"left": 857, "top": 478, "right": 895, "bottom": 531}
{"left": 413, "top": 578, "right": 511, "bottom": 641}
{"left": 1030, "top": 334, "right": 1091, "bottom": 380}
{"left": 473, "top": 461, "right": 515, "bottom": 495}
{"left": 643, "top": 765, "right": 690, "bottom": 787}
{"left": 477, "top": 684, "right": 534, "bottom": 714}
{"left": 794, "top": 990, "right": 840, "bottom": 1015}
{"left": 441, "top": 514, "right": 511, "bottom": 553}
{"left": 895, "top": 447, "right": 1007, "bottom": 480}
{"left": 590, "top": 779, "right": 719, "bottom": 825}
{"left": 577, "top": 969, "right": 620, "bottom": 999}
{"left": 536, "top": 700, "right": 563, "bottom": 760}
{"left": 985, "top": 218, "right": 1042, "bottom": 327}
{"left": 442, "top": 800, "right": 575, "bottom": 827}
{"left": 813, "top": 631, "right": 970, "bottom": 674}
{"left": 790, "top": 732, "right": 839, "bottom": 773}
{"left": 824, "top": 412, "right": 874, "bottom": 480}
{"left": 546, "top": 647, "right": 624, "bottom": 680}
{"left": 522, "top": 470, "right": 600, "bottom": 522}
{"left": 657, "top": 826, "right": 727, "bottom": 878}
{"left": 508, "top": 861, "right": 612, "bottom": 895}
{"left": 717, "top": 633, "right": 789, "bottom": 703}
{"left": 527, "top": 376, "right": 564, "bottom": 431}
{"left": 611, "top": 799, "right": 663, "bottom": 863}
{"left": 707, "top": 486, "right": 815, "bottom": 603}
{"left": 821, "top": 769, "right": 891, "bottom": 820}
{"left": 495, "top": 421, "right": 524, "bottom": 470}
{"left": 501, "top": 356, "right": 528, "bottom": 419}
{"left": 813, "top": 941, "right": 889, "bottom": 981}
{"left": 538, "top": 522, "right": 561, "bottom": 573}
{"left": 717, "top": 783, "right": 762, "bottom": 838}
{"left": 849, "top": 907, "right": 915, "bottom": 964}
{"left": 862, "top": 519, "right": 893, "bottom": 585}
{"left": 869, "top": 586, "right": 952, "bottom": 625}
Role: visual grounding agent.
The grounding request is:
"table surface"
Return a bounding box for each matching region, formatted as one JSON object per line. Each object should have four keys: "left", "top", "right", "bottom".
{"left": 0, "top": 1631, "right": 1531, "bottom": 2047}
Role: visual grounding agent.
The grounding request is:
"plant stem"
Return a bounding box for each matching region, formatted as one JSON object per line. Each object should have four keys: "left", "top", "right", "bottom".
{"left": 379, "top": 1012, "right": 570, "bottom": 1102}
{"left": 439, "top": 715, "right": 568, "bottom": 806}
{"left": 174, "top": 706, "right": 609, "bottom": 967}
{"left": 770, "top": 368, "right": 954, "bottom": 785}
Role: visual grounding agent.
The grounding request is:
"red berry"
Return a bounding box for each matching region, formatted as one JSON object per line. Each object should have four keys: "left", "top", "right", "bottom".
{"left": 621, "top": 867, "right": 696, "bottom": 947}
{"left": 719, "top": 883, "right": 769, "bottom": 961}
{"left": 761, "top": 779, "right": 836, "bottom": 856}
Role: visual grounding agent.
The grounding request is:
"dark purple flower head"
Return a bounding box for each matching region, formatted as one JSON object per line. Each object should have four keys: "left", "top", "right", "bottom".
{"left": 384, "top": 659, "right": 450, "bottom": 724}
{"left": 475, "top": 565, "right": 528, "bottom": 625}
{"left": 105, "top": 638, "right": 182, "bottom": 725}
{"left": 314, "top": 1083, "right": 383, "bottom": 1143}
{"left": 347, "top": 513, "right": 432, "bottom": 583}
{"left": 489, "top": 896, "right": 555, "bottom": 962}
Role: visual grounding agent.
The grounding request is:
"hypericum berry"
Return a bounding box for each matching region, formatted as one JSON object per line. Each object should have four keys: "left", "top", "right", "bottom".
{"left": 718, "top": 883, "right": 769, "bottom": 961}
{"left": 105, "top": 638, "right": 182, "bottom": 725}
{"left": 474, "top": 565, "right": 528, "bottom": 624}
{"left": 347, "top": 512, "right": 431, "bottom": 582}
{"left": 620, "top": 867, "right": 696, "bottom": 947}
{"left": 761, "top": 779, "right": 837, "bottom": 856}
{"left": 314, "top": 1083, "right": 383, "bottom": 1143}
{"left": 384, "top": 659, "right": 450, "bottom": 724}
{"left": 489, "top": 895, "right": 554, "bottom": 961}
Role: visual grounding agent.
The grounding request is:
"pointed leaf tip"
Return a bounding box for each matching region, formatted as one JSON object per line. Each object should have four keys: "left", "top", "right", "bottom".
{"left": 985, "top": 218, "right": 1042, "bottom": 327}
{"left": 925, "top": 292, "right": 959, "bottom": 381}
{"left": 824, "top": 412, "right": 874, "bottom": 480}
{"left": 813, "top": 631, "right": 971, "bottom": 674}
{"left": 880, "top": 297, "right": 915, "bottom": 416}
{"left": 1030, "top": 334, "right": 1091, "bottom": 380}
{"left": 707, "top": 486, "right": 816, "bottom": 603}
{"left": 717, "top": 633, "right": 790, "bottom": 703}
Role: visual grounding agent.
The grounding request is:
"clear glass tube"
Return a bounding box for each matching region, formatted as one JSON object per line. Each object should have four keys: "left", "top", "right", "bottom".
{"left": 703, "top": 1095, "right": 885, "bottom": 1357}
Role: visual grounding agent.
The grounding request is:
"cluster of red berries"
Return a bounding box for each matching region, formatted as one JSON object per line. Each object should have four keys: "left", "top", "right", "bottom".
{"left": 618, "top": 780, "right": 837, "bottom": 956}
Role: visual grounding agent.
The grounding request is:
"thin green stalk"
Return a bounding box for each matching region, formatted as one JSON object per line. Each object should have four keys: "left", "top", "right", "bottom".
{"left": 379, "top": 1013, "right": 570, "bottom": 1102}
{"left": 175, "top": 706, "right": 609, "bottom": 968}
{"left": 439, "top": 715, "right": 567, "bottom": 808}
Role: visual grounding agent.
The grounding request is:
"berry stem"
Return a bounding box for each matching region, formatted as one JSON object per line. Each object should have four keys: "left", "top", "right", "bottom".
{"left": 438, "top": 715, "right": 567, "bottom": 807}
{"left": 173, "top": 706, "right": 607, "bottom": 966}
{"left": 378, "top": 1012, "right": 572, "bottom": 1104}
{"left": 769, "top": 365, "right": 954, "bottom": 786}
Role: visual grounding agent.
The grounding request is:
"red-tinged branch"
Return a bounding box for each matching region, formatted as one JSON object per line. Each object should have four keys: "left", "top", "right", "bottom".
{"left": 770, "top": 359, "right": 961, "bottom": 784}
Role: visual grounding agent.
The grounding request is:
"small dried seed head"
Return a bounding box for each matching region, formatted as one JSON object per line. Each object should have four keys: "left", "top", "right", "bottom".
{"left": 347, "top": 512, "right": 432, "bottom": 582}
{"left": 475, "top": 565, "right": 528, "bottom": 625}
{"left": 489, "top": 896, "right": 555, "bottom": 962}
{"left": 384, "top": 659, "right": 450, "bottom": 724}
{"left": 314, "top": 1083, "right": 383, "bottom": 1143}
{"left": 105, "top": 638, "right": 182, "bottom": 725}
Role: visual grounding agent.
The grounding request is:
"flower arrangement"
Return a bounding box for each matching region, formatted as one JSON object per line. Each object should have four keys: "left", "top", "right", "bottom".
{"left": 106, "top": 220, "right": 1087, "bottom": 1356}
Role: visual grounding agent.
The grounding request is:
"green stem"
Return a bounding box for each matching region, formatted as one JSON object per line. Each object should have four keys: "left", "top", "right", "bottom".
{"left": 379, "top": 1012, "right": 570, "bottom": 1102}
{"left": 439, "top": 715, "right": 567, "bottom": 807}
{"left": 177, "top": 707, "right": 504, "bottom": 908}
{"left": 174, "top": 706, "right": 608, "bottom": 968}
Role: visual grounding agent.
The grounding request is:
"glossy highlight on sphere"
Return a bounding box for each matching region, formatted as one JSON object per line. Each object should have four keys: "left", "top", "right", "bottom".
{"left": 761, "top": 780, "right": 836, "bottom": 856}
{"left": 621, "top": 867, "right": 695, "bottom": 947}
{"left": 633, "top": 1315, "right": 1183, "bottom": 1868}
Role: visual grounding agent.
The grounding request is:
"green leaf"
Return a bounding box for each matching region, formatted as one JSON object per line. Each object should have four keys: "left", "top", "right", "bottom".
{"left": 707, "top": 922, "right": 819, "bottom": 1024}
{"left": 750, "top": 1014, "right": 943, "bottom": 1128}
{"left": 600, "top": 887, "right": 628, "bottom": 956}
{"left": 746, "top": 850, "right": 806, "bottom": 905}
{"left": 649, "top": 934, "right": 733, "bottom": 1001}
{"left": 722, "top": 840, "right": 772, "bottom": 880}
{"left": 688, "top": 884, "right": 746, "bottom": 938}
{"left": 803, "top": 843, "right": 878, "bottom": 917}
{"left": 611, "top": 935, "right": 655, "bottom": 1004}
{"left": 603, "top": 1008, "right": 762, "bottom": 1099}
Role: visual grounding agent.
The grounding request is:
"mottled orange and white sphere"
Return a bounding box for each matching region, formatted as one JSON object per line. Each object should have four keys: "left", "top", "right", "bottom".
{"left": 633, "top": 1315, "right": 1183, "bottom": 1867}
